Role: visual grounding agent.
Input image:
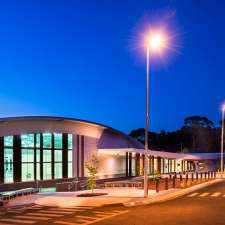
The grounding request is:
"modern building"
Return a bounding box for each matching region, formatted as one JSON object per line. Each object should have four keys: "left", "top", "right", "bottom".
{"left": 0, "top": 116, "right": 223, "bottom": 191}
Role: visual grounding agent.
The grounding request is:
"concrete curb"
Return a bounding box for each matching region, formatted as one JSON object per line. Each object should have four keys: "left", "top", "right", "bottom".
{"left": 123, "top": 179, "right": 223, "bottom": 207}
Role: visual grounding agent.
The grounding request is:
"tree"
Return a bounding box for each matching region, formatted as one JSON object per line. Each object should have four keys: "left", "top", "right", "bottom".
{"left": 129, "top": 115, "right": 219, "bottom": 153}
{"left": 85, "top": 154, "right": 99, "bottom": 193}
{"left": 184, "top": 116, "right": 214, "bottom": 128}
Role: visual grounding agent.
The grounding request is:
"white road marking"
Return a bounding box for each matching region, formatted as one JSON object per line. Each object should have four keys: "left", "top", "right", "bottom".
{"left": 27, "top": 212, "right": 62, "bottom": 217}
{"left": 211, "top": 192, "right": 221, "bottom": 197}
{"left": 0, "top": 223, "right": 14, "bottom": 225}
{"left": 15, "top": 215, "right": 51, "bottom": 220}
{"left": 187, "top": 192, "right": 199, "bottom": 197}
{"left": 54, "top": 210, "right": 129, "bottom": 225}
{"left": 0, "top": 218, "right": 35, "bottom": 224}
{"left": 38, "top": 210, "right": 73, "bottom": 214}
{"left": 199, "top": 192, "right": 210, "bottom": 197}
{"left": 49, "top": 208, "right": 86, "bottom": 212}
{"left": 54, "top": 221, "right": 81, "bottom": 225}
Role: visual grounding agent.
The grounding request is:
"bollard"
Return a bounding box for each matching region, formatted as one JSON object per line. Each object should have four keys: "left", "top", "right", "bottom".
{"left": 169, "top": 174, "right": 172, "bottom": 180}
{"left": 180, "top": 174, "right": 183, "bottom": 182}
{"left": 191, "top": 173, "right": 194, "bottom": 182}
{"left": 208, "top": 171, "right": 210, "bottom": 179}
{"left": 174, "top": 172, "right": 177, "bottom": 179}
{"left": 165, "top": 177, "right": 168, "bottom": 190}
{"left": 185, "top": 173, "right": 188, "bottom": 184}
{"left": 201, "top": 172, "right": 203, "bottom": 180}
{"left": 196, "top": 172, "right": 198, "bottom": 181}
{"left": 172, "top": 176, "right": 176, "bottom": 188}
{"left": 156, "top": 178, "right": 160, "bottom": 193}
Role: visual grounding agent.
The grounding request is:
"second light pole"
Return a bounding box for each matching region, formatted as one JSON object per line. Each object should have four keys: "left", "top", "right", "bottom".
{"left": 221, "top": 105, "right": 225, "bottom": 178}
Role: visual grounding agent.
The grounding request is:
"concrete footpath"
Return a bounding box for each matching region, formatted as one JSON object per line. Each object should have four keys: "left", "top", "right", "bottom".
{"left": 124, "top": 178, "right": 224, "bottom": 207}
{"left": 4, "top": 179, "right": 223, "bottom": 209}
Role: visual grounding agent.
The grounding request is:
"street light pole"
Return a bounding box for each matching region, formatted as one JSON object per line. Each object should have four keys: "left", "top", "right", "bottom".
{"left": 143, "top": 30, "right": 167, "bottom": 197}
{"left": 144, "top": 47, "right": 150, "bottom": 198}
{"left": 221, "top": 106, "right": 225, "bottom": 178}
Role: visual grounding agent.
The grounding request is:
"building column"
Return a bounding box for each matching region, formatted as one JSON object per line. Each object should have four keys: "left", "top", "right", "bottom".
{"left": 135, "top": 153, "right": 140, "bottom": 176}
{"left": 174, "top": 159, "right": 176, "bottom": 172}
{"left": 62, "top": 133, "right": 68, "bottom": 179}
{"left": 157, "top": 157, "right": 161, "bottom": 174}
{"left": 126, "top": 152, "right": 129, "bottom": 177}
{"left": 81, "top": 136, "right": 85, "bottom": 178}
{"left": 76, "top": 135, "right": 80, "bottom": 178}
{"left": 162, "top": 158, "right": 165, "bottom": 174}
{"left": 34, "top": 134, "right": 37, "bottom": 181}
{"left": 129, "top": 153, "right": 132, "bottom": 177}
{"left": 148, "top": 156, "right": 152, "bottom": 175}
{"left": 0, "top": 137, "right": 4, "bottom": 183}
{"left": 152, "top": 156, "right": 155, "bottom": 175}
{"left": 51, "top": 133, "right": 54, "bottom": 180}
{"left": 13, "top": 135, "right": 21, "bottom": 183}
{"left": 40, "top": 134, "right": 43, "bottom": 180}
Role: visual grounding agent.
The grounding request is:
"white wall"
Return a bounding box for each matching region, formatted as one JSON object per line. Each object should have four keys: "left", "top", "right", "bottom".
{"left": 96, "top": 152, "right": 126, "bottom": 179}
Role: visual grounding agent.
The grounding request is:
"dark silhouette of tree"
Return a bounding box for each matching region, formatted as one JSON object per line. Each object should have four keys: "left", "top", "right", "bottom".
{"left": 129, "top": 115, "right": 219, "bottom": 153}
{"left": 184, "top": 116, "right": 214, "bottom": 128}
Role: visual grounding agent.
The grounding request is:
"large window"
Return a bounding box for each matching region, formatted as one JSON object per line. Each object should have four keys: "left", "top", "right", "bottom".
{"left": 21, "top": 134, "right": 34, "bottom": 148}
{"left": 43, "top": 149, "right": 52, "bottom": 180}
{"left": 21, "top": 149, "right": 34, "bottom": 181}
{"left": 4, "top": 136, "right": 13, "bottom": 183}
{"left": 43, "top": 133, "right": 52, "bottom": 148}
{"left": 4, "top": 148, "right": 13, "bottom": 183}
{"left": 4, "top": 136, "right": 13, "bottom": 147}
{"left": 54, "top": 133, "right": 62, "bottom": 179}
{"left": 21, "top": 134, "right": 35, "bottom": 182}
{"left": 54, "top": 133, "right": 62, "bottom": 149}
{"left": 1, "top": 133, "right": 73, "bottom": 184}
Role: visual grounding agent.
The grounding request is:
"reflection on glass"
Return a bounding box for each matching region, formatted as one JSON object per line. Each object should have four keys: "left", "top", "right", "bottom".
{"left": 54, "top": 150, "right": 62, "bottom": 162}
{"left": 43, "top": 163, "right": 51, "bottom": 180}
{"left": 22, "top": 149, "right": 34, "bottom": 162}
{"left": 68, "top": 134, "right": 73, "bottom": 149}
{"left": 43, "top": 133, "right": 52, "bottom": 148}
{"left": 4, "top": 136, "right": 13, "bottom": 147}
{"left": 22, "top": 163, "right": 34, "bottom": 181}
{"left": 54, "top": 163, "right": 62, "bottom": 179}
{"left": 4, "top": 148, "right": 13, "bottom": 183}
{"left": 43, "top": 150, "right": 51, "bottom": 162}
{"left": 54, "top": 133, "right": 62, "bottom": 149}
{"left": 21, "top": 134, "right": 34, "bottom": 148}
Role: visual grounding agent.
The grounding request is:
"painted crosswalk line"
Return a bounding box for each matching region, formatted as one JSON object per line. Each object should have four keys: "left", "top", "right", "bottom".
{"left": 27, "top": 212, "right": 63, "bottom": 217}
{"left": 199, "top": 192, "right": 210, "bottom": 197}
{"left": 38, "top": 210, "right": 74, "bottom": 214}
{"left": 211, "top": 192, "right": 221, "bottom": 197}
{"left": 187, "top": 192, "right": 199, "bottom": 197}
{"left": 0, "top": 218, "right": 35, "bottom": 224}
{"left": 15, "top": 215, "right": 51, "bottom": 220}
{"left": 49, "top": 208, "right": 86, "bottom": 212}
{"left": 54, "top": 210, "right": 129, "bottom": 225}
{"left": 0, "top": 222, "right": 14, "bottom": 225}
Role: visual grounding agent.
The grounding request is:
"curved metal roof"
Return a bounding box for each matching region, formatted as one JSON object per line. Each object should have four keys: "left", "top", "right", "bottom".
{"left": 0, "top": 116, "right": 144, "bottom": 149}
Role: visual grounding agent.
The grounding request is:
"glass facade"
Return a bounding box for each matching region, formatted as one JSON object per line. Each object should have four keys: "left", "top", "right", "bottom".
{"left": 1, "top": 133, "right": 73, "bottom": 184}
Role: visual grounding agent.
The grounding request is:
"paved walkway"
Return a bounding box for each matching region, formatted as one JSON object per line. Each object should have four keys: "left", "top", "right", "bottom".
{"left": 3, "top": 179, "right": 222, "bottom": 209}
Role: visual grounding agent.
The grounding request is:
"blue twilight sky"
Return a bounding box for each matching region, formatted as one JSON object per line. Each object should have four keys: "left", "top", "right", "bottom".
{"left": 0, "top": 0, "right": 225, "bottom": 133}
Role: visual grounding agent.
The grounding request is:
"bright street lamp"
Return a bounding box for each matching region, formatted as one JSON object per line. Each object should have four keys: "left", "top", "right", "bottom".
{"left": 144, "top": 31, "right": 167, "bottom": 198}
{"left": 221, "top": 104, "right": 225, "bottom": 178}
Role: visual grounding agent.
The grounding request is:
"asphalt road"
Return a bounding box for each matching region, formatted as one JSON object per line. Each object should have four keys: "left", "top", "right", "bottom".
{"left": 0, "top": 181, "right": 225, "bottom": 225}
{"left": 94, "top": 180, "right": 225, "bottom": 225}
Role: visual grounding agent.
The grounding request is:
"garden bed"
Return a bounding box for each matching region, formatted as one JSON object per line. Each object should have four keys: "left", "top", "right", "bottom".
{"left": 76, "top": 193, "right": 108, "bottom": 197}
